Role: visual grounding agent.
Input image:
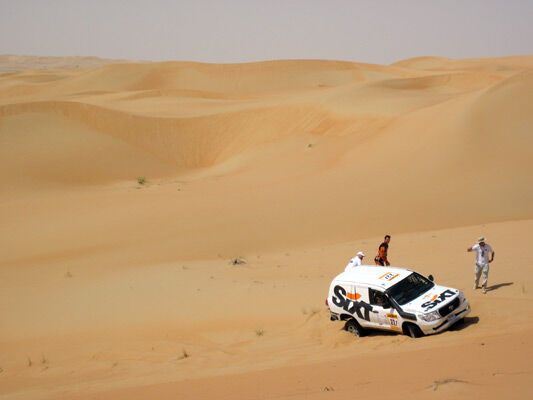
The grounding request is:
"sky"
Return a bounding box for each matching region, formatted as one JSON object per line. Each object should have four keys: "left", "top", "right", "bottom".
{"left": 1, "top": 0, "right": 532, "bottom": 65}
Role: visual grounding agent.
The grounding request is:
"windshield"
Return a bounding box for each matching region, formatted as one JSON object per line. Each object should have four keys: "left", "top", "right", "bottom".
{"left": 386, "top": 272, "right": 434, "bottom": 305}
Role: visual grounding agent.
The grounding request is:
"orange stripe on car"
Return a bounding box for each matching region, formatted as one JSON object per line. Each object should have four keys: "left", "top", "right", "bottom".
{"left": 347, "top": 292, "right": 361, "bottom": 300}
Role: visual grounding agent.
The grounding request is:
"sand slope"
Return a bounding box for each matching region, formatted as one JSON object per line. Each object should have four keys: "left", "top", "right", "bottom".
{"left": 0, "top": 55, "right": 532, "bottom": 399}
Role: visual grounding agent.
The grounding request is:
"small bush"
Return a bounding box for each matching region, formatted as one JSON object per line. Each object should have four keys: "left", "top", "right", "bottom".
{"left": 137, "top": 177, "right": 147, "bottom": 185}
{"left": 178, "top": 349, "right": 189, "bottom": 360}
{"left": 230, "top": 257, "right": 246, "bottom": 266}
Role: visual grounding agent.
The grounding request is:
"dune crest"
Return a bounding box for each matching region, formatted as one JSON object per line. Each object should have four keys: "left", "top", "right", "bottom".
{"left": 1, "top": 56, "right": 532, "bottom": 399}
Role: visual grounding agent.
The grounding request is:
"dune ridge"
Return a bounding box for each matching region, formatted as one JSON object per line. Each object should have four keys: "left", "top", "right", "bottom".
{"left": 0, "top": 55, "right": 532, "bottom": 399}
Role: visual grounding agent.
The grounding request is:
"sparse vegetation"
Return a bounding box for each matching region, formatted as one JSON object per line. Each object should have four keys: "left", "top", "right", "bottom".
{"left": 178, "top": 349, "right": 190, "bottom": 360}
{"left": 27, "top": 357, "right": 32, "bottom": 367}
{"left": 65, "top": 271, "right": 73, "bottom": 278}
{"left": 430, "top": 378, "right": 469, "bottom": 391}
{"left": 230, "top": 257, "right": 246, "bottom": 266}
{"left": 137, "top": 176, "right": 147, "bottom": 185}
{"left": 255, "top": 329, "right": 265, "bottom": 337}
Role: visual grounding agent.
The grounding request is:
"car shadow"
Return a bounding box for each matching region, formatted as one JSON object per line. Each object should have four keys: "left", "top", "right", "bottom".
{"left": 364, "top": 329, "right": 398, "bottom": 337}
{"left": 449, "top": 316, "right": 479, "bottom": 331}
{"left": 485, "top": 282, "right": 514, "bottom": 292}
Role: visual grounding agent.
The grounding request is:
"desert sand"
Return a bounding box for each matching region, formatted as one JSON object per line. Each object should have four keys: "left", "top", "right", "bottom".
{"left": 0, "top": 55, "right": 532, "bottom": 399}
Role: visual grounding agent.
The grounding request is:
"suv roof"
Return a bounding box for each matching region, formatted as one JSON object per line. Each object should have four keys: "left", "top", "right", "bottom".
{"left": 334, "top": 266, "right": 413, "bottom": 290}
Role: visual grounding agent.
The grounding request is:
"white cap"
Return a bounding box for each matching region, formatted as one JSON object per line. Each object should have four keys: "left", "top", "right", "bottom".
{"left": 357, "top": 251, "right": 365, "bottom": 257}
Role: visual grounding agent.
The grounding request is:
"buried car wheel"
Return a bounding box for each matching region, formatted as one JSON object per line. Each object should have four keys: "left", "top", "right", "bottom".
{"left": 344, "top": 319, "right": 366, "bottom": 337}
{"left": 405, "top": 323, "right": 424, "bottom": 338}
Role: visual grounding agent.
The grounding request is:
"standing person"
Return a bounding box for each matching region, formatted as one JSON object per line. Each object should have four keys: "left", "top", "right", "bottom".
{"left": 467, "top": 237, "right": 495, "bottom": 294}
{"left": 374, "top": 235, "right": 391, "bottom": 266}
{"left": 344, "top": 251, "right": 365, "bottom": 272}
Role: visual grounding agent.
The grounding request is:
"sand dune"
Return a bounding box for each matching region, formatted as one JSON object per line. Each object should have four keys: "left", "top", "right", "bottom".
{"left": 0, "top": 55, "right": 134, "bottom": 72}
{"left": 0, "top": 55, "right": 532, "bottom": 399}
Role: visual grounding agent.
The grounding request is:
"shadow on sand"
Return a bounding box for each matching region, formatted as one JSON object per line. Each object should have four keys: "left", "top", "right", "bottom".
{"left": 485, "top": 282, "right": 514, "bottom": 292}
{"left": 449, "top": 316, "right": 479, "bottom": 332}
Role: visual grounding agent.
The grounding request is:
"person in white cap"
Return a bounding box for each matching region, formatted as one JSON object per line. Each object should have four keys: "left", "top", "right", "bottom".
{"left": 467, "top": 237, "right": 495, "bottom": 294}
{"left": 344, "top": 251, "right": 365, "bottom": 272}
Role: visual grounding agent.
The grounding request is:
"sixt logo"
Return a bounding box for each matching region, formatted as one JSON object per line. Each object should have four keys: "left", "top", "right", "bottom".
{"left": 421, "top": 289, "right": 455, "bottom": 311}
{"left": 331, "top": 285, "right": 373, "bottom": 321}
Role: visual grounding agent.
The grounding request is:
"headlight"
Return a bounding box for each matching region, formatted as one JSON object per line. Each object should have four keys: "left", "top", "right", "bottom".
{"left": 418, "top": 310, "right": 441, "bottom": 322}
{"left": 458, "top": 292, "right": 465, "bottom": 303}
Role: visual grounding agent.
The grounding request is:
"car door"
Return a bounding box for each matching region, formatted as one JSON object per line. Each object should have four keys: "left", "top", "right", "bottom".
{"left": 368, "top": 287, "right": 399, "bottom": 331}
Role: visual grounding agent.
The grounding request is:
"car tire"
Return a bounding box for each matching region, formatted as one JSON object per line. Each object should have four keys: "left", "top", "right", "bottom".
{"left": 344, "top": 319, "right": 366, "bottom": 337}
{"left": 405, "top": 323, "right": 424, "bottom": 338}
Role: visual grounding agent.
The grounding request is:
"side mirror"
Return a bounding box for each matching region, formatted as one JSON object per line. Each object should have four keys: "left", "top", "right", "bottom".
{"left": 428, "top": 275, "right": 434, "bottom": 282}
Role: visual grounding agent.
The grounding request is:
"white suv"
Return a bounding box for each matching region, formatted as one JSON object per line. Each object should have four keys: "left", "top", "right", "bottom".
{"left": 326, "top": 266, "right": 470, "bottom": 338}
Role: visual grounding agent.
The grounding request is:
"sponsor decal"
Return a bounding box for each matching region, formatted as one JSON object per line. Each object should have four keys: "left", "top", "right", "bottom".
{"left": 389, "top": 318, "right": 400, "bottom": 329}
{"left": 379, "top": 272, "right": 400, "bottom": 281}
{"left": 384, "top": 313, "right": 400, "bottom": 328}
{"left": 421, "top": 289, "right": 455, "bottom": 311}
{"left": 332, "top": 285, "right": 373, "bottom": 321}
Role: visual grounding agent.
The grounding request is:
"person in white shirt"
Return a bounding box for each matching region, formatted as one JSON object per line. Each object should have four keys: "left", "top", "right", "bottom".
{"left": 344, "top": 251, "right": 365, "bottom": 272}
{"left": 467, "top": 237, "right": 495, "bottom": 294}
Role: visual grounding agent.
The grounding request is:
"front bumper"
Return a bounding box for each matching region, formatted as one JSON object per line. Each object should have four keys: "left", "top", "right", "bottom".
{"left": 419, "top": 300, "right": 471, "bottom": 335}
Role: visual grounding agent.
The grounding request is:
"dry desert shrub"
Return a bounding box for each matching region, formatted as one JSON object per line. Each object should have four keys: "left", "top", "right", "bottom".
{"left": 178, "top": 349, "right": 189, "bottom": 360}
{"left": 230, "top": 257, "right": 246, "bottom": 266}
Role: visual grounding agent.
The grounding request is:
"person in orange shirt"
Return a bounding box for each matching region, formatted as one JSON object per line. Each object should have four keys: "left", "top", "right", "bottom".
{"left": 374, "top": 235, "right": 391, "bottom": 266}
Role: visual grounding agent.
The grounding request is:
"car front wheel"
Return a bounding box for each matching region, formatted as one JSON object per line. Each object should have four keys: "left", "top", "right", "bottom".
{"left": 405, "top": 323, "right": 424, "bottom": 338}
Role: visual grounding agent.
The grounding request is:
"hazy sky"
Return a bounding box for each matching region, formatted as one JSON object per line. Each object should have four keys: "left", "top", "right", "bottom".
{"left": 1, "top": 0, "right": 532, "bottom": 64}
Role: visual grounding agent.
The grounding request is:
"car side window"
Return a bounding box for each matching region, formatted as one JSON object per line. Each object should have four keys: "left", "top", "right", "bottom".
{"left": 369, "top": 288, "right": 390, "bottom": 308}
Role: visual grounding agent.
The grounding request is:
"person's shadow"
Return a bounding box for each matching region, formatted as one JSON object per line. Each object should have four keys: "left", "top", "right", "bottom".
{"left": 485, "top": 282, "right": 514, "bottom": 292}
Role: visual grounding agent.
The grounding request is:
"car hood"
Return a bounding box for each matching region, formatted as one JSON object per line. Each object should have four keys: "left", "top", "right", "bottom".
{"left": 401, "top": 285, "right": 460, "bottom": 314}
